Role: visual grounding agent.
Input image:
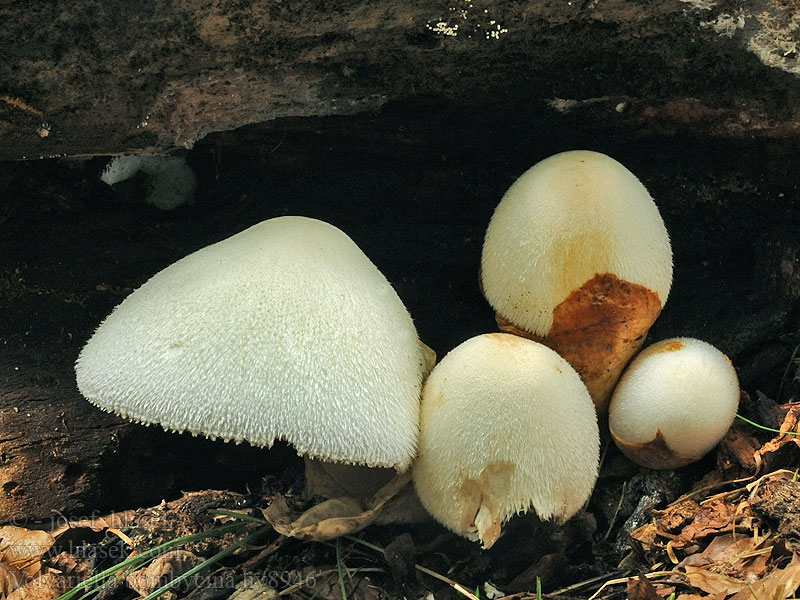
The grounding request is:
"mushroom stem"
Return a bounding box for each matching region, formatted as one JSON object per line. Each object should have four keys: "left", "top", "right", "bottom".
{"left": 302, "top": 457, "right": 430, "bottom": 524}
{"left": 480, "top": 151, "right": 673, "bottom": 415}
{"left": 303, "top": 458, "right": 398, "bottom": 501}
{"left": 495, "top": 272, "right": 662, "bottom": 414}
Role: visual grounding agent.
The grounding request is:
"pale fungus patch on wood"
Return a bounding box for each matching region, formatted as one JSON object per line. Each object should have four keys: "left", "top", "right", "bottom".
{"left": 75, "top": 216, "right": 430, "bottom": 470}
{"left": 100, "top": 155, "right": 197, "bottom": 210}
{"left": 425, "top": 0, "right": 508, "bottom": 41}
{"left": 609, "top": 337, "right": 741, "bottom": 470}
{"left": 412, "top": 333, "right": 599, "bottom": 549}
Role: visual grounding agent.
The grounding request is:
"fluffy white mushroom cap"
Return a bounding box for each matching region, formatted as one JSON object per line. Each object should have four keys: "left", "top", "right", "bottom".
{"left": 76, "top": 216, "right": 429, "bottom": 469}
{"left": 609, "top": 337, "right": 740, "bottom": 469}
{"left": 412, "top": 333, "right": 600, "bottom": 548}
{"left": 481, "top": 150, "right": 673, "bottom": 335}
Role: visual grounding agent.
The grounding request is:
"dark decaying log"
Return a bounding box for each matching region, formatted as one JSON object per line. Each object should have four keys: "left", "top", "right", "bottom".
{"left": 1, "top": 0, "right": 800, "bottom": 160}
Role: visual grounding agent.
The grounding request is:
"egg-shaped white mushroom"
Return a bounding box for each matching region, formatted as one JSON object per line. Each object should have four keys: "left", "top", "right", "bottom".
{"left": 481, "top": 150, "right": 673, "bottom": 413}
{"left": 608, "top": 337, "right": 740, "bottom": 469}
{"left": 412, "top": 333, "right": 600, "bottom": 549}
{"left": 76, "top": 216, "right": 431, "bottom": 470}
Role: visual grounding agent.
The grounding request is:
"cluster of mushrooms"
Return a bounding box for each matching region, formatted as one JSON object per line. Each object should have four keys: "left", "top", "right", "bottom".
{"left": 75, "top": 150, "right": 740, "bottom": 550}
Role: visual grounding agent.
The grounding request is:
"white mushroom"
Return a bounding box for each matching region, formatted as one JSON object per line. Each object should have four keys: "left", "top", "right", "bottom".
{"left": 608, "top": 337, "right": 740, "bottom": 469}
{"left": 76, "top": 216, "right": 431, "bottom": 470}
{"left": 481, "top": 150, "right": 673, "bottom": 413}
{"left": 412, "top": 333, "right": 599, "bottom": 549}
{"left": 101, "top": 155, "right": 197, "bottom": 210}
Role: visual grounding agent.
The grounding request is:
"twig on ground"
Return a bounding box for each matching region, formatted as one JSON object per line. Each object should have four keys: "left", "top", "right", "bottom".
{"left": 604, "top": 481, "right": 627, "bottom": 540}
{"left": 549, "top": 570, "right": 628, "bottom": 596}
{"left": 343, "top": 536, "right": 477, "bottom": 599}
{"left": 586, "top": 571, "right": 679, "bottom": 600}
{"left": 238, "top": 536, "right": 287, "bottom": 572}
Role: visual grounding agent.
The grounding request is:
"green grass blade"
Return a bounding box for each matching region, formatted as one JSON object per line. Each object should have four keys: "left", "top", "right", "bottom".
{"left": 139, "top": 525, "right": 271, "bottom": 600}
{"left": 336, "top": 538, "right": 348, "bottom": 600}
{"left": 56, "top": 521, "right": 247, "bottom": 600}
{"left": 736, "top": 413, "right": 800, "bottom": 436}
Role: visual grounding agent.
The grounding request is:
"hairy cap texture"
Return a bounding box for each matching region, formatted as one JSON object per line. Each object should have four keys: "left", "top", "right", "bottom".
{"left": 481, "top": 150, "right": 672, "bottom": 337}
{"left": 76, "top": 216, "right": 428, "bottom": 469}
{"left": 412, "top": 333, "right": 599, "bottom": 548}
{"left": 609, "top": 337, "right": 740, "bottom": 469}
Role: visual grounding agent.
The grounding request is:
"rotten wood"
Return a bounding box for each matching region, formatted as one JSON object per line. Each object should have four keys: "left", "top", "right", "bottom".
{"left": 2, "top": 0, "right": 800, "bottom": 160}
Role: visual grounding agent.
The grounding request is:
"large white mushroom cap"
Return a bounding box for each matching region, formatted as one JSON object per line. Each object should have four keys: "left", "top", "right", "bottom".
{"left": 609, "top": 337, "right": 740, "bottom": 469}
{"left": 481, "top": 150, "right": 673, "bottom": 336}
{"left": 412, "top": 333, "right": 599, "bottom": 548}
{"left": 76, "top": 216, "right": 429, "bottom": 470}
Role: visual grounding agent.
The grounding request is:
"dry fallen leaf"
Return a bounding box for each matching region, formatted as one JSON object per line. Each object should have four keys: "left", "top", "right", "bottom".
{"left": 730, "top": 552, "right": 800, "bottom": 600}
{"left": 126, "top": 549, "right": 205, "bottom": 597}
{"left": 753, "top": 405, "right": 800, "bottom": 474}
{"left": 0, "top": 527, "right": 54, "bottom": 576}
{"left": 47, "top": 551, "right": 91, "bottom": 584}
{"left": 677, "top": 499, "right": 753, "bottom": 547}
{"left": 5, "top": 572, "right": 67, "bottom": 600}
{"left": 626, "top": 575, "right": 662, "bottom": 600}
{"left": 49, "top": 510, "right": 137, "bottom": 539}
{"left": 263, "top": 471, "right": 413, "bottom": 542}
{"left": 0, "top": 563, "right": 25, "bottom": 597}
{"left": 229, "top": 577, "right": 279, "bottom": 600}
{"left": 631, "top": 496, "right": 757, "bottom": 566}
{"left": 716, "top": 399, "right": 761, "bottom": 478}
{"left": 681, "top": 565, "right": 748, "bottom": 596}
{"left": 677, "top": 533, "right": 765, "bottom": 569}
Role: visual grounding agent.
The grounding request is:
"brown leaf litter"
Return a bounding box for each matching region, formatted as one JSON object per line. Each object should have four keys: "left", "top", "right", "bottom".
{"left": 0, "top": 526, "right": 54, "bottom": 598}
{"left": 623, "top": 467, "right": 800, "bottom": 600}
{"left": 7, "top": 392, "right": 800, "bottom": 600}
{"left": 125, "top": 550, "right": 206, "bottom": 597}
{"left": 262, "top": 472, "right": 416, "bottom": 542}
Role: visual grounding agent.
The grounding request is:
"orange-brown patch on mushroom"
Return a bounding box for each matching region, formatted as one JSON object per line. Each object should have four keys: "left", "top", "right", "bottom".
{"left": 497, "top": 272, "right": 662, "bottom": 414}
{"left": 654, "top": 339, "right": 684, "bottom": 353}
{"left": 483, "top": 332, "right": 525, "bottom": 347}
{"left": 609, "top": 427, "right": 696, "bottom": 470}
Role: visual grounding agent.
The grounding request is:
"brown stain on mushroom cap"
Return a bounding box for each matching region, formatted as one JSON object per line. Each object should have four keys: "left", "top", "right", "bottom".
{"left": 481, "top": 332, "right": 527, "bottom": 347}
{"left": 497, "top": 272, "right": 662, "bottom": 415}
{"left": 427, "top": 389, "right": 446, "bottom": 410}
{"left": 458, "top": 461, "right": 515, "bottom": 549}
{"left": 609, "top": 426, "right": 698, "bottom": 470}
{"left": 653, "top": 339, "right": 684, "bottom": 353}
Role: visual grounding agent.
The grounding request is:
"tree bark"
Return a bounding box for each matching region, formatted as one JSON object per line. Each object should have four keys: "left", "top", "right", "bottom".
{"left": 1, "top": 0, "right": 799, "bottom": 160}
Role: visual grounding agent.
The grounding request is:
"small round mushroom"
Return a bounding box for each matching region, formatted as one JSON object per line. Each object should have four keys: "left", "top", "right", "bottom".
{"left": 481, "top": 150, "right": 673, "bottom": 413}
{"left": 608, "top": 337, "right": 740, "bottom": 469}
{"left": 412, "top": 333, "right": 600, "bottom": 549}
{"left": 76, "top": 216, "right": 432, "bottom": 471}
